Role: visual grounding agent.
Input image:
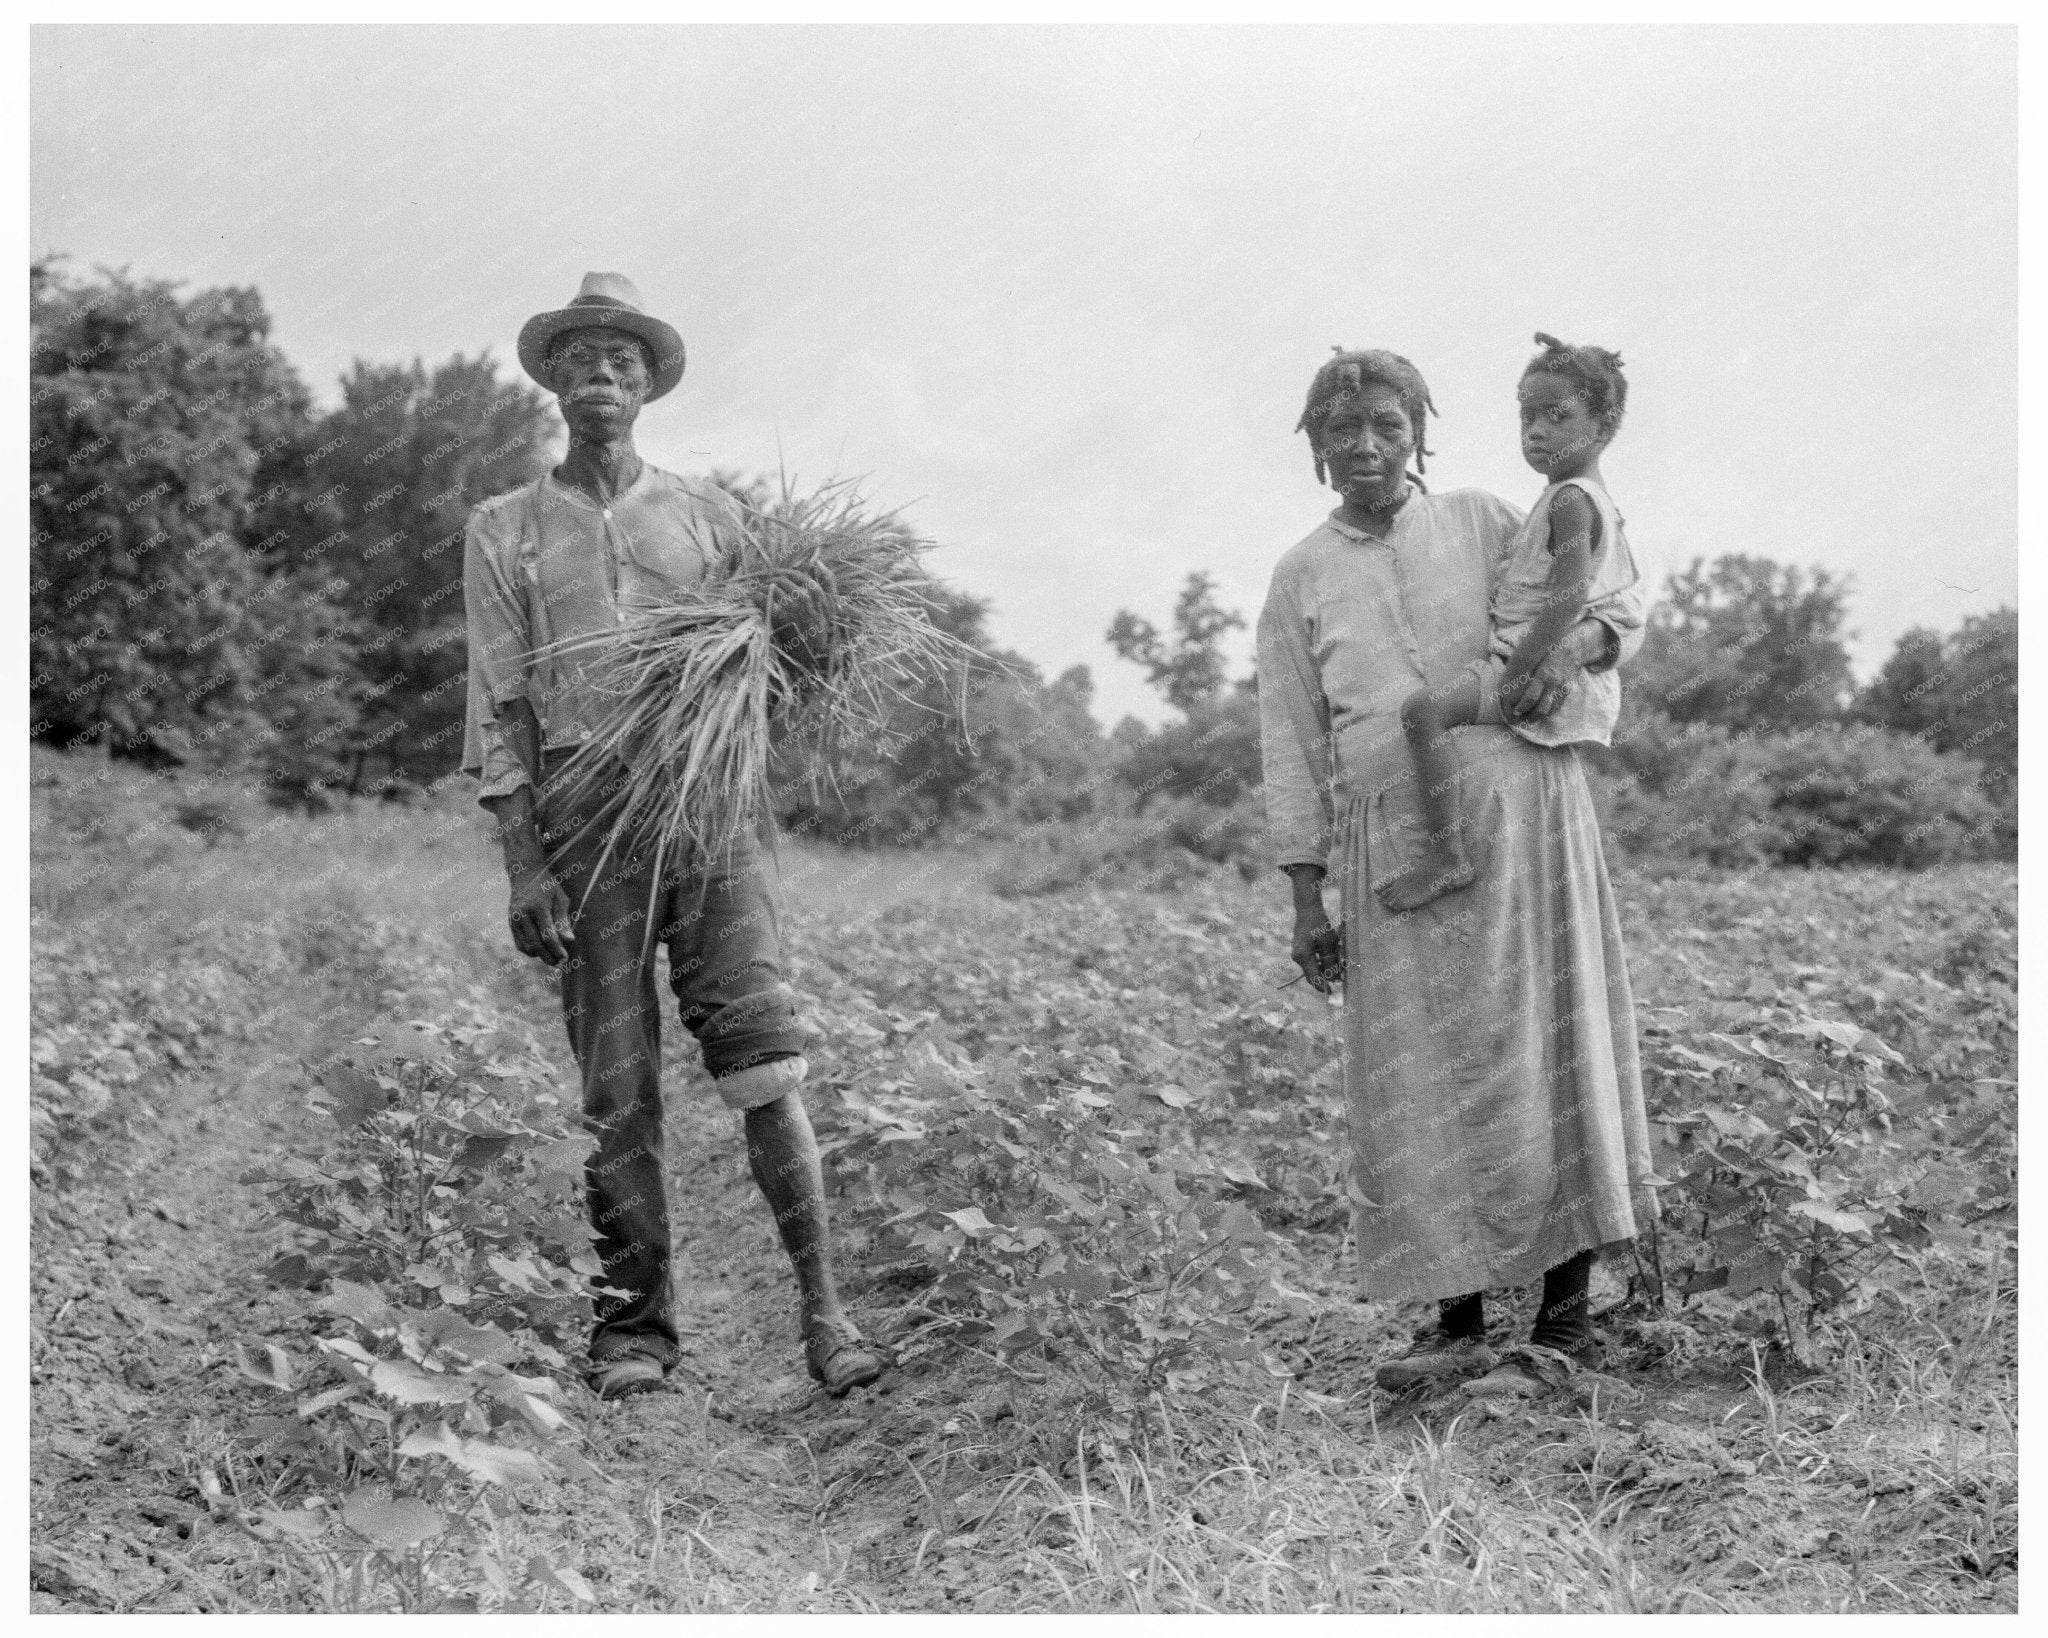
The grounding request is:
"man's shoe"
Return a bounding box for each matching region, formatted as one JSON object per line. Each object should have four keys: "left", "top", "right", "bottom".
{"left": 590, "top": 1356, "right": 666, "bottom": 1401}
{"left": 1373, "top": 1327, "right": 1496, "bottom": 1391}
{"left": 804, "top": 1317, "right": 886, "bottom": 1397}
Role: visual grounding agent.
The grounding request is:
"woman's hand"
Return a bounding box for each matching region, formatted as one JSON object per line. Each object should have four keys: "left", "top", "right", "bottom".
{"left": 1286, "top": 864, "right": 1345, "bottom": 993}
{"left": 1293, "top": 908, "right": 1345, "bottom": 994}
{"left": 1500, "top": 645, "right": 1580, "bottom": 724}
{"left": 1502, "top": 617, "right": 1616, "bottom": 723}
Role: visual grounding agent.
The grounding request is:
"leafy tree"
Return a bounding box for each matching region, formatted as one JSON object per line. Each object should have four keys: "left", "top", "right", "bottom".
{"left": 1632, "top": 554, "right": 1856, "bottom": 732}
{"left": 1106, "top": 572, "right": 1260, "bottom": 810}
{"left": 1856, "top": 627, "right": 1943, "bottom": 731}
{"left": 1855, "top": 608, "right": 2016, "bottom": 782}
{"left": 29, "top": 261, "right": 363, "bottom": 792}
{"left": 1107, "top": 572, "right": 1246, "bottom": 715}
{"left": 271, "top": 356, "right": 555, "bottom": 793}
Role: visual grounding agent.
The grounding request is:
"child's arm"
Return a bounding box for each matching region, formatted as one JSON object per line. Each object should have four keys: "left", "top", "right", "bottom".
{"left": 1580, "top": 576, "right": 1647, "bottom": 674}
{"left": 1497, "top": 487, "right": 1597, "bottom": 709}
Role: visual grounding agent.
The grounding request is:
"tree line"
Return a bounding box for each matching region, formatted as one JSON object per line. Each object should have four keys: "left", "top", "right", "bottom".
{"left": 28, "top": 261, "right": 1100, "bottom": 819}
{"left": 29, "top": 260, "right": 2013, "bottom": 866}
{"left": 32, "top": 260, "right": 551, "bottom": 800}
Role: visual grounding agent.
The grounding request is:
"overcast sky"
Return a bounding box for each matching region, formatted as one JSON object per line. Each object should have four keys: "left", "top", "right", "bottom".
{"left": 32, "top": 24, "right": 2016, "bottom": 728}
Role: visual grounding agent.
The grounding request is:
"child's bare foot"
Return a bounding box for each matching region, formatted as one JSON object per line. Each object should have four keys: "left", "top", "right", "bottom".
{"left": 1375, "top": 844, "right": 1477, "bottom": 912}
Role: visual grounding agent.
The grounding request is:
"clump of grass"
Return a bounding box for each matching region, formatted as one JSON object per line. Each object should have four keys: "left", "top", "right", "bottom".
{"left": 542, "top": 477, "right": 979, "bottom": 877}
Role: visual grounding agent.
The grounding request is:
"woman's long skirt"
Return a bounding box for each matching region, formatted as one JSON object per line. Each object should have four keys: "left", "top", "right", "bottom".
{"left": 1336, "top": 721, "right": 1655, "bottom": 1299}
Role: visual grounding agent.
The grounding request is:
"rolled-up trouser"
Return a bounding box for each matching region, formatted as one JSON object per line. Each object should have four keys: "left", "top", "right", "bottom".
{"left": 538, "top": 751, "right": 809, "bottom": 1367}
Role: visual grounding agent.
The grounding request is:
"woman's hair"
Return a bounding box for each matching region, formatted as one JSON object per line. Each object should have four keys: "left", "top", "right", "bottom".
{"left": 1522, "top": 332, "right": 1627, "bottom": 437}
{"left": 1295, "top": 348, "right": 1436, "bottom": 484}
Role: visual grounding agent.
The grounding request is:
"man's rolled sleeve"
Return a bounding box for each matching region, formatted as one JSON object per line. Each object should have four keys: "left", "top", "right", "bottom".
{"left": 473, "top": 715, "right": 531, "bottom": 802}
{"left": 461, "top": 509, "right": 536, "bottom": 798}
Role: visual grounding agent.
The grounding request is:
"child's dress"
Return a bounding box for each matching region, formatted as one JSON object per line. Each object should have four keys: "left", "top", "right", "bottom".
{"left": 1471, "top": 474, "right": 1642, "bottom": 748}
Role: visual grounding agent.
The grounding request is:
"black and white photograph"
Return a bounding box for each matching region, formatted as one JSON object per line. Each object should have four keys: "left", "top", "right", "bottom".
{"left": 25, "top": 19, "right": 2020, "bottom": 1615}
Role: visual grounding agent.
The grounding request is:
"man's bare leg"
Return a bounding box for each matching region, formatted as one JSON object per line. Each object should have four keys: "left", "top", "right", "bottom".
{"left": 743, "top": 1090, "right": 884, "bottom": 1393}
{"left": 1378, "top": 674, "right": 1485, "bottom": 912}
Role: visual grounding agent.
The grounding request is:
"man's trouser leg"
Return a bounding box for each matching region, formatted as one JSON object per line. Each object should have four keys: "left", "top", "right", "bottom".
{"left": 662, "top": 837, "right": 810, "bottom": 1106}
{"left": 542, "top": 759, "right": 811, "bottom": 1368}
{"left": 543, "top": 763, "right": 680, "bottom": 1368}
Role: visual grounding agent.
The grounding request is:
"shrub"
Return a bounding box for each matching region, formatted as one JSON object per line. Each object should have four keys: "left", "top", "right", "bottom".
{"left": 1747, "top": 727, "right": 2000, "bottom": 866}
{"left": 1598, "top": 713, "right": 2001, "bottom": 868}
{"left": 1112, "top": 689, "right": 1262, "bottom": 813}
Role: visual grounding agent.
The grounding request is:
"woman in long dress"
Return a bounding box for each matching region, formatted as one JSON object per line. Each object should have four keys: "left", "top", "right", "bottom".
{"left": 1255, "top": 348, "right": 1656, "bottom": 1395}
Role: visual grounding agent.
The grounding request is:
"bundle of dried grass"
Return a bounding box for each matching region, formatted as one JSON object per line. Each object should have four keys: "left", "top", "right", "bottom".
{"left": 540, "top": 477, "right": 977, "bottom": 883}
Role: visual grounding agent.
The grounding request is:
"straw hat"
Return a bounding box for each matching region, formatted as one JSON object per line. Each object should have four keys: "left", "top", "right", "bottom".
{"left": 517, "top": 272, "right": 686, "bottom": 401}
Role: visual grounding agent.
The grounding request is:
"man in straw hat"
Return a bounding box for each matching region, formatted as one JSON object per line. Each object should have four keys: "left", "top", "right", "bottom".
{"left": 461, "top": 273, "right": 883, "bottom": 1401}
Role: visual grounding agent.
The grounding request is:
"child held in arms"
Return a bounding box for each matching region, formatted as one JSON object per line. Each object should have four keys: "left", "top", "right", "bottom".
{"left": 1376, "top": 333, "right": 1644, "bottom": 912}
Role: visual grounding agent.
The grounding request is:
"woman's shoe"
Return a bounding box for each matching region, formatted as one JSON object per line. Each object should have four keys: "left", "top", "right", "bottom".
{"left": 1373, "top": 1327, "right": 1496, "bottom": 1391}
{"left": 589, "top": 1355, "right": 666, "bottom": 1401}
{"left": 804, "top": 1316, "right": 887, "bottom": 1397}
{"left": 1464, "top": 1340, "right": 1594, "bottom": 1399}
